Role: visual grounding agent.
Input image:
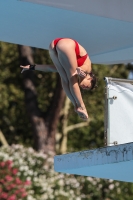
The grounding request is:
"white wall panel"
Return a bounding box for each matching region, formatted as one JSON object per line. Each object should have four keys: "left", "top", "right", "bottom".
{"left": 105, "top": 79, "right": 133, "bottom": 145}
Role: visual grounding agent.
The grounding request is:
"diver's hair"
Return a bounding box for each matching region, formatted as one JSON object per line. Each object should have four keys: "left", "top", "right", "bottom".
{"left": 88, "top": 71, "right": 97, "bottom": 90}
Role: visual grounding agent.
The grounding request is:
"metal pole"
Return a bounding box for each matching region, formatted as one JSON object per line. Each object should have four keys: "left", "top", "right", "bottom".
{"left": 104, "top": 77, "right": 133, "bottom": 84}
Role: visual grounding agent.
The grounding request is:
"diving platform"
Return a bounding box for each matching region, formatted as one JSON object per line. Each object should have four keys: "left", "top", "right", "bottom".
{"left": 54, "top": 142, "right": 133, "bottom": 182}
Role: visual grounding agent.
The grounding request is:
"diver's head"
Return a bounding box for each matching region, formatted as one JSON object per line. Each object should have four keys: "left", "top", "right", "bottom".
{"left": 79, "top": 71, "right": 97, "bottom": 90}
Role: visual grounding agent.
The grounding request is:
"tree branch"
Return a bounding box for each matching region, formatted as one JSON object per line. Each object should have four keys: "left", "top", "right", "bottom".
{"left": 0, "top": 129, "right": 9, "bottom": 146}
{"left": 66, "top": 120, "right": 91, "bottom": 133}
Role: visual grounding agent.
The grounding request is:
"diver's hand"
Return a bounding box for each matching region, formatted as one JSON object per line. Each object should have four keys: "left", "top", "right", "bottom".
{"left": 76, "top": 68, "right": 86, "bottom": 77}
{"left": 73, "top": 68, "right": 86, "bottom": 78}
{"left": 76, "top": 106, "right": 88, "bottom": 120}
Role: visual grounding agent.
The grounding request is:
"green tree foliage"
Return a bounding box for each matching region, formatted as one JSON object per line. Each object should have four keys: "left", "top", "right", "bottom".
{"left": 0, "top": 42, "right": 31, "bottom": 145}
{"left": 0, "top": 42, "right": 62, "bottom": 147}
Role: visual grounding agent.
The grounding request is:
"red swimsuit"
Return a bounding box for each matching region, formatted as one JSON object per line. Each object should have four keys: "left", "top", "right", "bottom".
{"left": 53, "top": 38, "right": 88, "bottom": 67}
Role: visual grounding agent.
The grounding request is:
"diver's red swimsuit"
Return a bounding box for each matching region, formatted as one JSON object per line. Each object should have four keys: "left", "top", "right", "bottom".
{"left": 53, "top": 38, "right": 88, "bottom": 67}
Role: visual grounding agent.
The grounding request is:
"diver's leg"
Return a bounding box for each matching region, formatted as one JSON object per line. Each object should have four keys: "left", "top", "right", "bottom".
{"left": 49, "top": 42, "right": 77, "bottom": 107}
{"left": 54, "top": 39, "right": 88, "bottom": 119}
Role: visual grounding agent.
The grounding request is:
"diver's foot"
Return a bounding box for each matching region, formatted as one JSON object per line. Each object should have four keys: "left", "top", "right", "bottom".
{"left": 20, "top": 65, "right": 30, "bottom": 73}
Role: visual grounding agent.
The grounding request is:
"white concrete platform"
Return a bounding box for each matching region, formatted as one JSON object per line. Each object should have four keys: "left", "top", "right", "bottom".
{"left": 54, "top": 142, "right": 133, "bottom": 182}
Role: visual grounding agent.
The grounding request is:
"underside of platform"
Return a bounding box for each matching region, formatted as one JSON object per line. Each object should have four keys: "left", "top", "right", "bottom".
{"left": 54, "top": 143, "right": 133, "bottom": 182}
{"left": 0, "top": 0, "right": 133, "bottom": 64}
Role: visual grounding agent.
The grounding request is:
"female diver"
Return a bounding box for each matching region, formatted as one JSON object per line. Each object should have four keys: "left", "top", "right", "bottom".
{"left": 20, "top": 38, "right": 97, "bottom": 120}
